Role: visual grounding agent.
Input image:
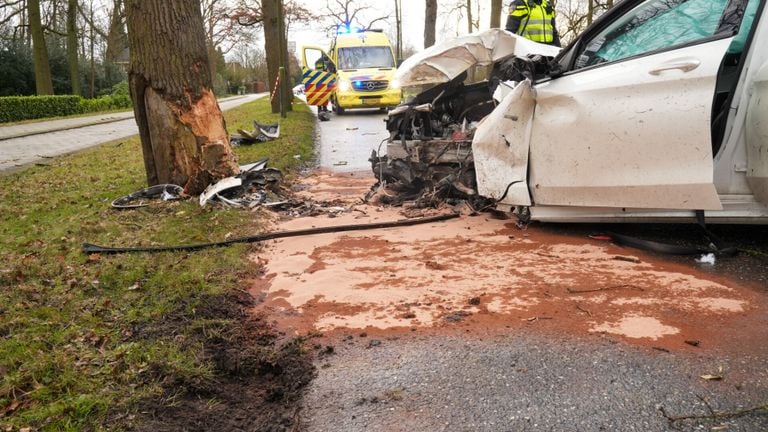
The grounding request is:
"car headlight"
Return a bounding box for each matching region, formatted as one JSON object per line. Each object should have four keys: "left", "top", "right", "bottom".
{"left": 390, "top": 79, "right": 401, "bottom": 90}
{"left": 338, "top": 79, "right": 352, "bottom": 92}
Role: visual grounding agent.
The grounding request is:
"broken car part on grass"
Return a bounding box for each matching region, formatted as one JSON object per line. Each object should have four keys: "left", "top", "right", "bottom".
{"left": 111, "top": 184, "right": 185, "bottom": 209}
{"left": 230, "top": 121, "right": 280, "bottom": 146}
{"left": 113, "top": 159, "right": 285, "bottom": 210}
{"left": 373, "top": 12, "right": 768, "bottom": 224}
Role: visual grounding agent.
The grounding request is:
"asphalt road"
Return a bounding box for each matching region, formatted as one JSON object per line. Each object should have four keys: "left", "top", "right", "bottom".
{"left": 295, "top": 107, "right": 768, "bottom": 432}
{"left": 0, "top": 94, "right": 264, "bottom": 173}
{"left": 303, "top": 332, "right": 768, "bottom": 432}
{"left": 314, "top": 107, "right": 389, "bottom": 172}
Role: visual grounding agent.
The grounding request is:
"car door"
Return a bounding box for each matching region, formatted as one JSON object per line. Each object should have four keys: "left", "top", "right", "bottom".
{"left": 301, "top": 47, "right": 337, "bottom": 107}
{"left": 528, "top": 0, "right": 739, "bottom": 210}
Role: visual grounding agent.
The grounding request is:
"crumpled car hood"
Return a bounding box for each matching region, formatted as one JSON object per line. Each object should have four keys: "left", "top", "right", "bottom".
{"left": 395, "top": 28, "right": 561, "bottom": 89}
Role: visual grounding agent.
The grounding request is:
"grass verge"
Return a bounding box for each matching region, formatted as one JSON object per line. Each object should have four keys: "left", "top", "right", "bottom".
{"left": 0, "top": 98, "right": 316, "bottom": 431}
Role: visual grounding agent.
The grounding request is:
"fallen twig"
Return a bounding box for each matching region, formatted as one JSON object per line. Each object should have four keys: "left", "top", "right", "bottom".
{"left": 613, "top": 255, "right": 641, "bottom": 264}
{"left": 567, "top": 284, "right": 644, "bottom": 294}
{"left": 659, "top": 402, "right": 768, "bottom": 424}
{"left": 575, "top": 303, "right": 592, "bottom": 317}
{"left": 524, "top": 316, "right": 553, "bottom": 322}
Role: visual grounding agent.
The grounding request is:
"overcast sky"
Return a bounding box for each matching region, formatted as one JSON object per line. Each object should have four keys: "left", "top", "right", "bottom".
{"left": 288, "top": 0, "right": 500, "bottom": 57}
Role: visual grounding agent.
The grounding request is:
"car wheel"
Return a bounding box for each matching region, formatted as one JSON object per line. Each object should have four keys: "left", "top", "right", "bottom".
{"left": 334, "top": 103, "right": 345, "bottom": 115}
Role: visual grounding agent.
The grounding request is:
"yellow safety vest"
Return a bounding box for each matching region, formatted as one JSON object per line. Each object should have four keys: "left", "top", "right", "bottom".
{"left": 509, "top": 0, "right": 556, "bottom": 44}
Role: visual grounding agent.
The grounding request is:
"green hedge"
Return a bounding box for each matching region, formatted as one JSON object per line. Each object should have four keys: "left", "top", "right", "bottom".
{"left": 0, "top": 94, "right": 132, "bottom": 123}
{"left": 0, "top": 95, "right": 81, "bottom": 123}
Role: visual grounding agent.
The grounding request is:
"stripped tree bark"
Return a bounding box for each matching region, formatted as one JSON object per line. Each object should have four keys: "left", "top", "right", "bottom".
{"left": 424, "top": 0, "right": 437, "bottom": 48}
{"left": 125, "top": 0, "right": 239, "bottom": 194}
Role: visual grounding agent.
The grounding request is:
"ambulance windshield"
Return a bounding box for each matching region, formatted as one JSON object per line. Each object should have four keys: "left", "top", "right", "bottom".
{"left": 338, "top": 46, "right": 395, "bottom": 70}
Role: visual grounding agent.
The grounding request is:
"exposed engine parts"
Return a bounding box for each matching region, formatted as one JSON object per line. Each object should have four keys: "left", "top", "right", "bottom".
{"left": 369, "top": 54, "right": 555, "bottom": 210}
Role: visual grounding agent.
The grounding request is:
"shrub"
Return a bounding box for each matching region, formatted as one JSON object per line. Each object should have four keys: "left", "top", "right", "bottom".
{"left": 109, "top": 81, "right": 130, "bottom": 98}
{"left": 0, "top": 92, "right": 133, "bottom": 123}
{"left": 79, "top": 94, "right": 132, "bottom": 114}
{"left": 0, "top": 95, "right": 81, "bottom": 123}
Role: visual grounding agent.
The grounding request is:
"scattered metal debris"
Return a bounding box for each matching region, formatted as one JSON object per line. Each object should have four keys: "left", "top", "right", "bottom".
{"left": 200, "top": 162, "right": 284, "bottom": 209}
{"left": 112, "top": 184, "right": 185, "bottom": 209}
{"left": 230, "top": 121, "right": 280, "bottom": 146}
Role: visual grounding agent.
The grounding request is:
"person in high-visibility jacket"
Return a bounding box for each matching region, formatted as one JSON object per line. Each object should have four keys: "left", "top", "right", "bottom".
{"left": 505, "top": 0, "right": 561, "bottom": 47}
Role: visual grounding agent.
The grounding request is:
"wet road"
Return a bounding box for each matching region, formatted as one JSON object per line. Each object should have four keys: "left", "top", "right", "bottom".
{"left": 0, "top": 94, "right": 264, "bottom": 172}
{"left": 315, "top": 108, "right": 389, "bottom": 172}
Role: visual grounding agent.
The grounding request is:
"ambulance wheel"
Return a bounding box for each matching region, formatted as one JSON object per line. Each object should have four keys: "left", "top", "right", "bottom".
{"left": 334, "top": 103, "right": 345, "bottom": 115}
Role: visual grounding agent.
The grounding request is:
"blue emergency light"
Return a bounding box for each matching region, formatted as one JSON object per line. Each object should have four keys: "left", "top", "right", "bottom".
{"left": 337, "top": 25, "right": 364, "bottom": 35}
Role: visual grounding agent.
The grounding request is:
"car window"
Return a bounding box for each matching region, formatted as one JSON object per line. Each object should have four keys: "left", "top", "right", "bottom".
{"left": 575, "top": 0, "right": 730, "bottom": 69}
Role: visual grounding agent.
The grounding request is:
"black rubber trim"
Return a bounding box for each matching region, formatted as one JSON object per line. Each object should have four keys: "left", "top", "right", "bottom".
{"left": 83, "top": 213, "right": 460, "bottom": 255}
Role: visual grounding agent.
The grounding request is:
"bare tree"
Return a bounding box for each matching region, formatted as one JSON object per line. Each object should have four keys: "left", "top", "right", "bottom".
{"left": 126, "top": 0, "right": 239, "bottom": 194}
{"left": 322, "top": 0, "right": 389, "bottom": 33}
{"left": 442, "top": 0, "right": 479, "bottom": 36}
{"left": 234, "top": 0, "right": 295, "bottom": 114}
{"left": 556, "top": 0, "right": 615, "bottom": 44}
{"left": 201, "top": 0, "right": 255, "bottom": 80}
{"left": 424, "top": 0, "right": 436, "bottom": 48}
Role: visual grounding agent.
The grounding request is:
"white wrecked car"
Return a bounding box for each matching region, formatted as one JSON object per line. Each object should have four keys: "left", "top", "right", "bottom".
{"left": 374, "top": 0, "right": 767, "bottom": 224}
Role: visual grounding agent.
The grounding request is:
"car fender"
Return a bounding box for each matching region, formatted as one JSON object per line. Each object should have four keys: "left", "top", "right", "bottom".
{"left": 472, "top": 79, "right": 535, "bottom": 206}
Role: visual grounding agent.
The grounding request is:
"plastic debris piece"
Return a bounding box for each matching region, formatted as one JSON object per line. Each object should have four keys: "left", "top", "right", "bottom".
{"left": 112, "top": 184, "right": 184, "bottom": 209}
{"left": 696, "top": 253, "right": 716, "bottom": 265}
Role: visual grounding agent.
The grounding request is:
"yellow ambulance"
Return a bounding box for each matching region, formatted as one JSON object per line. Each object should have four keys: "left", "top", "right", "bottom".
{"left": 301, "top": 29, "right": 402, "bottom": 114}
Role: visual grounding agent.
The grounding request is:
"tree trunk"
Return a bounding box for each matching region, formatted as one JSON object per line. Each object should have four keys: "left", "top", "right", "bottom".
{"left": 89, "top": 1, "right": 95, "bottom": 98}
{"left": 394, "top": 0, "right": 403, "bottom": 60}
{"left": 263, "top": 0, "right": 289, "bottom": 114}
{"left": 277, "top": 0, "right": 292, "bottom": 112}
{"left": 490, "top": 0, "right": 502, "bottom": 28}
{"left": 67, "top": 0, "right": 81, "bottom": 96}
{"left": 125, "top": 0, "right": 239, "bottom": 194}
{"left": 466, "top": 0, "right": 473, "bottom": 34}
{"left": 106, "top": 0, "right": 127, "bottom": 63}
{"left": 28, "top": 0, "right": 54, "bottom": 95}
{"left": 424, "top": 0, "right": 437, "bottom": 48}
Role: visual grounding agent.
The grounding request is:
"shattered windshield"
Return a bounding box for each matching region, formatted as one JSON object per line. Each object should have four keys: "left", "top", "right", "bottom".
{"left": 337, "top": 46, "right": 395, "bottom": 70}
{"left": 577, "top": 0, "right": 729, "bottom": 68}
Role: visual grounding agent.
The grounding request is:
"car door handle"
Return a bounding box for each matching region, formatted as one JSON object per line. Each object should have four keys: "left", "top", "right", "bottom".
{"left": 648, "top": 59, "right": 701, "bottom": 75}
